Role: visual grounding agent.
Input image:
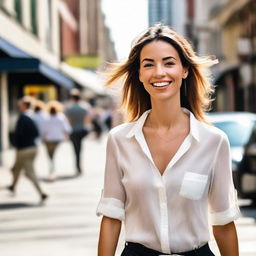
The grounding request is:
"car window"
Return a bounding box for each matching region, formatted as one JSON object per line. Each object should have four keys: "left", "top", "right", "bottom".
{"left": 213, "top": 120, "right": 254, "bottom": 147}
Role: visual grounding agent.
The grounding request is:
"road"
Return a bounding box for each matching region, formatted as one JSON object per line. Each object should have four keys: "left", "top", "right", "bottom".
{"left": 0, "top": 135, "right": 255, "bottom": 256}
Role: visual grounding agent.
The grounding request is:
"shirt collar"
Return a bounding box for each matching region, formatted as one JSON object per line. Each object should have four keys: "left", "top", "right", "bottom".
{"left": 183, "top": 108, "right": 200, "bottom": 142}
{"left": 126, "top": 110, "right": 151, "bottom": 138}
{"left": 126, "top": 108, "right": 200, "bottom": 142}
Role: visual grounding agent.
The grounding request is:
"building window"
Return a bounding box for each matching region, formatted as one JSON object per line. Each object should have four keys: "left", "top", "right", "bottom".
{"left": 14, "top": 0, "right": 22, "bottom": 23}
{"left": 30, "top": 0, "right": 37, "bottom": 35}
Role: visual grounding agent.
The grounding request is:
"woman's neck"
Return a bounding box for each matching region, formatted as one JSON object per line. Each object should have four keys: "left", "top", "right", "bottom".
{"left": 147, "top": 99, "right": 187, "bottom": 130}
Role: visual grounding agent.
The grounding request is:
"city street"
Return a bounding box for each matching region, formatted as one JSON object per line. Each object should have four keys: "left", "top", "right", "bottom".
{"left": 0, "top": 135, "right": 256, "bottom": 256}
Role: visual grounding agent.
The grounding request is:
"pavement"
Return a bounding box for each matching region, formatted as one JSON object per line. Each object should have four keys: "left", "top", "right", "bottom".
{"left": 0, "top": 134, "right": 256, "bottom": 256}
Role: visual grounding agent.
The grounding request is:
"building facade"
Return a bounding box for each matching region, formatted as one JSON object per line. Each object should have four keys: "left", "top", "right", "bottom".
{"left": 148, "top": 0, "right": 172, "bottom": 26}
{"left": 0, "top": 0, "right": 116, "bottom": 161}
{"left": 194, "top": 0, "right": 256, "bottom": 113}
{"left": 59, "top": 0, "right": 116, "bottom": 94}
{"left": 148, "top": 0, "right": 189, "bottom": 39}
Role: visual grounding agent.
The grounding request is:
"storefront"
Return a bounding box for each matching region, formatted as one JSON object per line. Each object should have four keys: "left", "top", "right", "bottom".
{"left": 0, "top": 37, "right": 75, "bottom": 156}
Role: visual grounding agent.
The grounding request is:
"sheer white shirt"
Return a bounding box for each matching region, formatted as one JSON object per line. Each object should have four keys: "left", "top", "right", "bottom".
{"left": 96, "top": 109, "right": 240, "bottom": 254}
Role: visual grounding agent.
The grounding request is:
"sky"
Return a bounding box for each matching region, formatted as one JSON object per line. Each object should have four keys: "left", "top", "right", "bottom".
{"left": 101, "top": 0, "right": 148, "bottom": 60}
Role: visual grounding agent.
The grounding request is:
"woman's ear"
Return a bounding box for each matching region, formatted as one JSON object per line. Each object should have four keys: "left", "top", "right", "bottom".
{"left": 182, "top": 68, "right": 189, "bottom": 79}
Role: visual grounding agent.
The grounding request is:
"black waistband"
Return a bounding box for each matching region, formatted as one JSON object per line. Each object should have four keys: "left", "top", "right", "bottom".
{"left": 125, "top": 242, "right": 213, "bottom": 256}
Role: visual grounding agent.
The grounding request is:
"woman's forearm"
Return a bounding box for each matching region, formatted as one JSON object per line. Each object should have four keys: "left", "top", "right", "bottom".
{"left": 98, "top": 216, "right": 122, "bottom": 256}
{"left": 213, "top": 221, "right": 239, "bottom": 256}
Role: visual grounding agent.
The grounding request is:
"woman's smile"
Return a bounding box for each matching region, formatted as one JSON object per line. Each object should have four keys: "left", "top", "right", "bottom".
{"left": 151, "top": 81, "right": 172, "bottom": 89}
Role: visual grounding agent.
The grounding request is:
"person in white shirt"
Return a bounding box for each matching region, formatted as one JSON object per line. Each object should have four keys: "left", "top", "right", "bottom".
{"left": 97, "top": 24, "right": 240, "bottom": 256}
{"left": 42, "top": 100, "right": 71, "bottom": 181}
{"left": 32, "top": 99, "right": 49, "bottom": 145}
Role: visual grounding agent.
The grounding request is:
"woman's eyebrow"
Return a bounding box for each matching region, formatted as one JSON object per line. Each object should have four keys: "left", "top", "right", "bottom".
{"left": 141, "top": 56, "right": 177, "bottom": 63}
{"left": 141, "top": 58, "right": 154, "bottom": 63}
{"left": 163, "top": 56, "right": 177, "bottom": 61}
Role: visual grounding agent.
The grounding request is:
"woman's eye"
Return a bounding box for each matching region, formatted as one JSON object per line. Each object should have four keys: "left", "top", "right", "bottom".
{"left": 143, "top": 63, "right": 153, "bottom": 67}
{"left": 166, "top": 62, "right": 175, "bottom": 66}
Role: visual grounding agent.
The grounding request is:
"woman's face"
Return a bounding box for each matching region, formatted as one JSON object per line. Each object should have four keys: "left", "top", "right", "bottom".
{"left": 139, "top": 40, "right": 188, "bottom": 103}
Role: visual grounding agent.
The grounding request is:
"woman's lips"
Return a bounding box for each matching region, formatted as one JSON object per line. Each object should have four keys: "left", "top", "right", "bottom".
{"left": 151, "top": 81, "right": 172, "bottom": 88}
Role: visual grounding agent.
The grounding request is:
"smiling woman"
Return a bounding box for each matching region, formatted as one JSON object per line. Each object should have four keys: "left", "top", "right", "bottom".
{"left": 97, "top": 24, "right": 240, "bottom": 256}
{"left": 105, "top": 24, "right": 216, "bottom": 122}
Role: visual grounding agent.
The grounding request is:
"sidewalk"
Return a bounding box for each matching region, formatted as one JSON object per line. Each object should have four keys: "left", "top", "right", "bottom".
{"left": 0, "top": 136, "right": 110, "bottom": 256}
{"left": 0, "top": 135, "right": 256, "bottom": 256}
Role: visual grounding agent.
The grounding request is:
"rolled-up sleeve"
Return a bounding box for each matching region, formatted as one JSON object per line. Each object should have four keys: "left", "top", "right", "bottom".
{"left": 208, "top": 134, "right": 240, "bottom": 225}
{"left": 96, "top": 132, "right": 126, "bottom": 221}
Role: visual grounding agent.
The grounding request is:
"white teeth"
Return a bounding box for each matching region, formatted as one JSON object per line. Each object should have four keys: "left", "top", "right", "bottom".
{"left": 152, "top": 82, "right": 170, "bottom": 87}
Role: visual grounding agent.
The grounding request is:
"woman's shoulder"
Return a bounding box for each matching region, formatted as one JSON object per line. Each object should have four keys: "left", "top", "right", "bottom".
{"left": 197, "top": 119, "right": 227, "bottom": 141}
{"left": 109, "top": 122, "right": 135, "bottom": 138}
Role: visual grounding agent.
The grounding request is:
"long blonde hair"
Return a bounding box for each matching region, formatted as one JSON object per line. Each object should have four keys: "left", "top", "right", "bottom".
{"left": 106, "top": 24, "right": 217, "bottom": 123}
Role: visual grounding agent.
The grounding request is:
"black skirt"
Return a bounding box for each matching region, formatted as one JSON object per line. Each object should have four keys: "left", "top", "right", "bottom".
{"left": 121, "top": 242, "right": 215, "bottom": 256}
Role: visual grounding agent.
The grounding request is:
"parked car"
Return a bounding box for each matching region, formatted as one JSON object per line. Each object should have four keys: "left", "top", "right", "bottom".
{"left": 207, "top": 112, "right": 256, "bottom": 202}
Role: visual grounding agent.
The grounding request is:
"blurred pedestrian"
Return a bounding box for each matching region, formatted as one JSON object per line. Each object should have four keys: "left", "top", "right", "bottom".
{"left": 102, "top": 107, "right": 113, "bottom": 131}
{"left": 32, "top": 99, "right": 48, "bottom": 143}
{"left": 65, "top": 89, "right": 91, "bottom": 175}
{"left": 7, "top": 97, "right": 48, "bottom": 204}
{"left": 42, "top": 100, "right": 71, "bottom": 181}
{"left": 91, "top": 105, "right": 104, "bottom": 139}
{"left": 97, "top": 24, "right": 240, "bottom": 256}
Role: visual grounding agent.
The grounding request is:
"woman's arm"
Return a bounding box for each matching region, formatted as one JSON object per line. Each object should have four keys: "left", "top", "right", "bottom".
{"left": 212, "top": 221, "right": 239, "bottom": 256}
{"left": 98, "top": 216, "right": 122, "bottom": 256}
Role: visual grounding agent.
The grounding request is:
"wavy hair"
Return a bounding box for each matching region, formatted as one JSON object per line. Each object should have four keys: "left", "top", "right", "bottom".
{"left": 106, "top": 24, "right": 217, "bottom": 123}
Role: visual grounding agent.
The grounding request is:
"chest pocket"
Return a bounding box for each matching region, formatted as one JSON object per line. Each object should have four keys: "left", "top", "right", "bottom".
{"left": 179, "top": 172, "right": 208, "bottom": 200}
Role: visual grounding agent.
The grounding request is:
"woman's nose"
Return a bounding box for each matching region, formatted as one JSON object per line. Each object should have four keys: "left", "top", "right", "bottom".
{"left": 153, "top": 64, "right": 165, "bottom": 77}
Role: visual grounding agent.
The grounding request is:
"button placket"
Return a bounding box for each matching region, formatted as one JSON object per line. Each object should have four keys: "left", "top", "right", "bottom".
{"left": 158, "top": 180, "right": 170, "bottom": 254}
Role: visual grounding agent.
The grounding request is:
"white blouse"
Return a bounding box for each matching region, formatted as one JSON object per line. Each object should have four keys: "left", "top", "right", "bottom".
{"left": 96, "top": 109, "right": 240, "bottom": 254}
{"left": 42, "top": 113, "right": 71, "bottom": 142}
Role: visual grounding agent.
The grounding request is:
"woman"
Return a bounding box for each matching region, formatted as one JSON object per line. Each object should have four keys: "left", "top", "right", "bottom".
{"left": 97, "top": 24, "right": 240, "bottom": 256}
{"left": 42, "top": 100, "right": 71, "bottom": 181}
{"left": 32, "top": 99, "right": 48, "bottom": 143}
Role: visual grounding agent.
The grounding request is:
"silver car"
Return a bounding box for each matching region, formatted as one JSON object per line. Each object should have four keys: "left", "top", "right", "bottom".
{"left": 207, "top": 112, "right": 256, "bottom": 202}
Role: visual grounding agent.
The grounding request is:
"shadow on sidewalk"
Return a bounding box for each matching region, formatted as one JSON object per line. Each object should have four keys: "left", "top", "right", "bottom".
{"left": 39, "top": 174, "right": 82, "bottom": 183}
{"left": 0, "top": 202, "right": 41, "bottom": 210}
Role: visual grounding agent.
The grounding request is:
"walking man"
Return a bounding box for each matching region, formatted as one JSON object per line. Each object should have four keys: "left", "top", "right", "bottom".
{"left": 8, "top": 97, "right": 48, "bottom": 203}
{"left": 65, "top": 89, "right": 91, "bottom": 175}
